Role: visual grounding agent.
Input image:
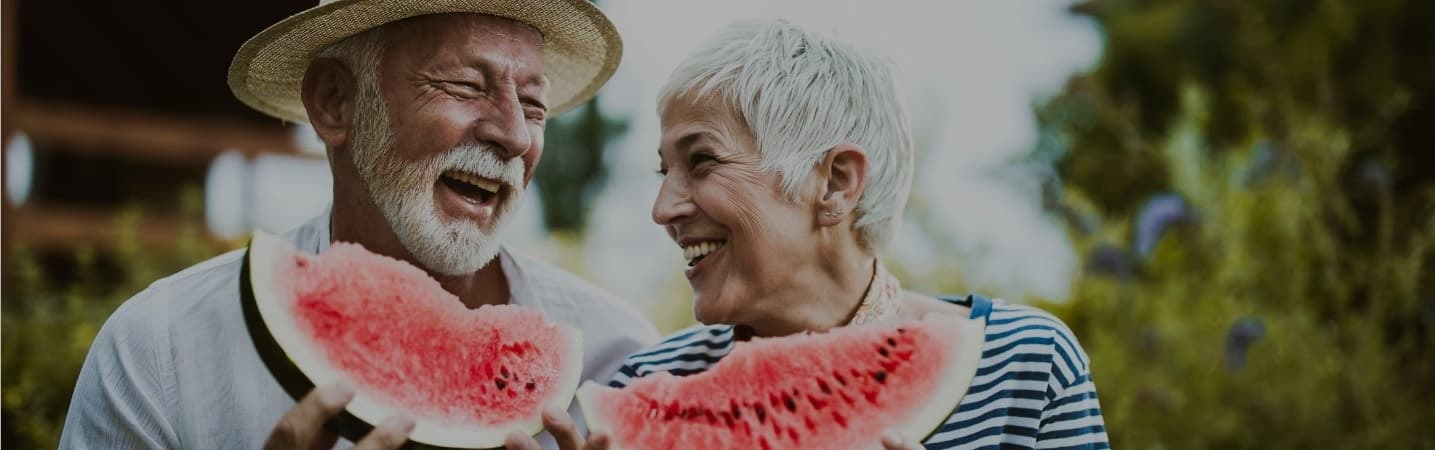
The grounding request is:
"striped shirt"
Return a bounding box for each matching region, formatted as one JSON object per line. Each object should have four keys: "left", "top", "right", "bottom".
{"left": 607, "top": 295, "right": 1109, "bottom": 449}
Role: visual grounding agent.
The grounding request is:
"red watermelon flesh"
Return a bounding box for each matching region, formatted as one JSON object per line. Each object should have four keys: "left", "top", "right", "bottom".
{"left": 577, "top": 315, "right": 984, "bottom": 450}
{"left": 244, "top": 231, "right": 583, "bottom": 449}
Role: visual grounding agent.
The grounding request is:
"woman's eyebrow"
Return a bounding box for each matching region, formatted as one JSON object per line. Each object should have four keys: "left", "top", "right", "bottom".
{"left": 675, "top": 131, "right": 712, "bottom": 152}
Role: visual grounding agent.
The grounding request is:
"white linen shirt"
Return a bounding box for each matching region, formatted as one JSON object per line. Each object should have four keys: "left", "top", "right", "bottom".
{"left": 58, "top": 210, "right": 659, "bottom": 449}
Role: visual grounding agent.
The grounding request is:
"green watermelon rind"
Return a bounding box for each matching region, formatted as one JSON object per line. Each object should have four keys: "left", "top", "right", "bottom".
{"left": 241, "top": 230, "right": 584, "bottom": 449}
{"left": 577, "top": 314, "right": 986, "bottom": 450}
{"left": 901, "top": 313, "right": 985, "bottom": 445}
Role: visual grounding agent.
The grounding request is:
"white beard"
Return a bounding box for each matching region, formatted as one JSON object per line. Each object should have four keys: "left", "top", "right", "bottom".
{"left": 347, "top": 87, "right": 526, "bottom": 275}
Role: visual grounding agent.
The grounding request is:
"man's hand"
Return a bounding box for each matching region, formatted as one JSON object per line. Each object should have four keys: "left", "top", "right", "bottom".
{"left": 264, "top": 383, "right": 415, "bottom": 450}
{"left": 503, "top": 407, "right": 611, "bottom": 450}
{"left": 880, "top": 431, "right": 924, "bottom": 450}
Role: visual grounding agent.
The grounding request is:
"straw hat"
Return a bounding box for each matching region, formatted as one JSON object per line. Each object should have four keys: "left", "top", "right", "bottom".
{"left": 228, "top": 0, "right": 621, "bottom": 123}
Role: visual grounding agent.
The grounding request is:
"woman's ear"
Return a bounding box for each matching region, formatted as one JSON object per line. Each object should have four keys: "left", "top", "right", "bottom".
{"left": 300, "top": 58, "right": 359, "bottom": 149}
{"left": 816, "top": 144, "right": 868, "bottom": 226}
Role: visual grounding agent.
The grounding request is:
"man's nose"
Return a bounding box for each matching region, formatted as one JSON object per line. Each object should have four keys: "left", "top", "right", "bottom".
{"left": 473, "top": 89, "right": 533, "bottom": 159}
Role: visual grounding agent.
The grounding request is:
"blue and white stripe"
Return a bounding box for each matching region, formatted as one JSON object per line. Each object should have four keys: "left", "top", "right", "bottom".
{"left": 606, "top": 295, "right": 1109, "bottom": 449}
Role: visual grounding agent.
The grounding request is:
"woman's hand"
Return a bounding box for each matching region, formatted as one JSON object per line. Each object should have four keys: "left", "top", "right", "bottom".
{"left": 264, "top": 382, "right": 415, "bottom": 450}
{"left": 881, "top": 431, "right": 924, "bottom": 450}
{"left": 503, "top": 407, "right": 612, "bottom": 450}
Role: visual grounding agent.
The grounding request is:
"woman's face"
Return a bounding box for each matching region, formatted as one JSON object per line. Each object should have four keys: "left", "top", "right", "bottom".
{"left": 652, "top": 96, "right": 823, "bottom": 326}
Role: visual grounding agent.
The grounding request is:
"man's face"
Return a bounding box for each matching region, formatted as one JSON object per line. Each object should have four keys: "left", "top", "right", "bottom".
{"left": 349, "top": 14, "right": 548, "bottom": 275}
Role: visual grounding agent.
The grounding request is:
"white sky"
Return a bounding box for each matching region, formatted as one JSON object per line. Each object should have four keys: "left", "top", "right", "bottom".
{"left": 546, "top": 0, "right": 1104, "bottom": 311}
{"left": 216, "top": 0, "right": 1104, "bottom": 312}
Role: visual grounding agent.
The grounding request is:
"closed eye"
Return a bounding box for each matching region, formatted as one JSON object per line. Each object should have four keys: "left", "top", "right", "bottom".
{"left": 521, "top": 100, "right": 548, "bottom": 121}
{"left": 438, "top": 81, "right": 483, "bottom": 97}
{"left": 689, "top": 152, "right": 716, "bottom": 167}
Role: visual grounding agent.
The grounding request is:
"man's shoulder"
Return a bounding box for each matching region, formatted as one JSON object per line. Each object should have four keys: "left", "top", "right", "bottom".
{"left": 504, "top": 248, "right": 643, "bottom": 314}
{"left": 107, "top": 248, "right": 247, "bottom": 330}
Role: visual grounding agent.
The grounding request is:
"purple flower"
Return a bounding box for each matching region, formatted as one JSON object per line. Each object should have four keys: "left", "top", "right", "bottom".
{"left": 1225, "top": 317, "right": 1266, "bottom": 371}
{"left": 1087, "top": 244, "right": 1133, "bottom": 279}
{"left": 1133, "top": 193, "right": 1197, "bottom": 259}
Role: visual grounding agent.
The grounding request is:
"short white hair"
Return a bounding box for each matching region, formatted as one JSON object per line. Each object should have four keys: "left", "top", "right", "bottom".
{"left": 314, "top": 27, "right": 388, "bottom": 128}
{"left": 658, "top": 19, "right": 915, "bottom": 251}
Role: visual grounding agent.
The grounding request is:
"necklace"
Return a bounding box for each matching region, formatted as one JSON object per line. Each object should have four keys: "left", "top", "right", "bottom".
{"left": 848, "top": 260, "right": 902, "bottom": 326}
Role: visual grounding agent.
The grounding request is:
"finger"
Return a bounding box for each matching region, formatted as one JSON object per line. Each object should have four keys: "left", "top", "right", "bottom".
{"left": 504, "top": 430, "right": 542, "bottom": 450}
{"left": 582, "top": 432, "right": 612, "bottom": 450}
{"left": 265, "top": 383, "right": 355, "bottom": 450}
{"left": 351, "top": 415, "right": 416, "bottom": 450}
{"left": 306, "top": 428, "right": 339, "bottom": 450}
{"left": 880, "top": 431, "right": 921, "bottom": 450}
{"left": 543, "top": 407, "right": 583, "bottom": 450}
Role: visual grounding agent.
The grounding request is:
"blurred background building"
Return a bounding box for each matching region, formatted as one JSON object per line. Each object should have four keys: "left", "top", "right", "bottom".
{"left": 4, "top": 0, "right": 1433, "bottom": 448}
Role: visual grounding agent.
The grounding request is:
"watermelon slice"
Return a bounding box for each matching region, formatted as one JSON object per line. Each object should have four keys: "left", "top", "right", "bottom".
{"left": 240, "top": 231, "right": 583, "bottom": 449}
{"left": 577, "top": 315, "right": 984, "bottom": 450}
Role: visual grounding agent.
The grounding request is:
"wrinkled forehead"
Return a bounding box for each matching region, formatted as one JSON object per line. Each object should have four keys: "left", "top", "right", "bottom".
{"left": 659, "top": 90, "right": 756, "bottom": 152}
{"left": 388, "top": 13, "right": 544, "bottom": 45}
{"left": 379, "top": 13, "right": 549, "bottom": 84}
{"left": 660, "top": 89, "right": 746, "bottom": 131}
{"left": 378, "top": 13, "right": 547, "bottom": 73}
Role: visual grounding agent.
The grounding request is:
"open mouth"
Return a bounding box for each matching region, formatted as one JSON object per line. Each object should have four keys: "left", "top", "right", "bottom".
{"left": 439, "top": 170, "right": 502, "bottom": 205}
{"left": 682, "top": 240, "right": 727, "bottom": 267}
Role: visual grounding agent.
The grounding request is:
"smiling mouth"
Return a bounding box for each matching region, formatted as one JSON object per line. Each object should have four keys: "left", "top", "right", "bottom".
{"left": 682, "top": 240, "right": 727, "bottom": 267}
{"left": 439, "top": 170, "right": 502, "bottom": 204}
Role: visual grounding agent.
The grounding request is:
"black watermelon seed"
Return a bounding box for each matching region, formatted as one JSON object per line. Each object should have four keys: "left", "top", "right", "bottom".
{"left": 495, "top": 379, "right": 507, "bottom": 390}
{"left": 887, "top": 337, "right": 898, "bottom": 347}
{"left": 783, "top": 396, "right": 797, "bottom": 412}
{"left": 874, "top": 371, "right": 888, "bottom": 383}
{"left": 879, "top": 347, "right": 889, "bottom": 357}
{"left": 525, "top": 381, "right": 536, "bottom": 391}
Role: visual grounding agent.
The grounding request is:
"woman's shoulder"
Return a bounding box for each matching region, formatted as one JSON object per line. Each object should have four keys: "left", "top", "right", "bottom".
{"left": 607, "top": 324, "right": 736, "bottom": 387}
{"left": 977, "top": 298, "right": 1093, "bottom": 386}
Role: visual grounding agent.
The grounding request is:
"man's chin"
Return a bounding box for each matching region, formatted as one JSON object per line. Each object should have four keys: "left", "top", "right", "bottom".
{"left": 412, "top": 237, "right": 501, "bottom": 276}
{"left": 390, "top": 217, "right": 504, "bottom": 276}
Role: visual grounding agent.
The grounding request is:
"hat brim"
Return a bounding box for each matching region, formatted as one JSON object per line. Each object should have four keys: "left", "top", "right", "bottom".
{"left": 229, "top": 0, "right": 621, "bottom": 123}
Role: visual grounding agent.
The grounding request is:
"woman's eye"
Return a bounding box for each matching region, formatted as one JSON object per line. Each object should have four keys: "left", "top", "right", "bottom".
{"left": 689, "top": 153, "right": 716, "bottom": 167}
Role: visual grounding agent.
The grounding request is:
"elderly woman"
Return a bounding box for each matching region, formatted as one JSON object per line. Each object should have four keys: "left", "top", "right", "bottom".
{"left": 603, "top": 19, "right": 1109, "bottom": 450}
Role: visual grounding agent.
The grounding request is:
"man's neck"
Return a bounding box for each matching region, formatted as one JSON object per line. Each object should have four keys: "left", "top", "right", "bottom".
{"left": 329, "top": 184, "right": 511, "bottom": 310}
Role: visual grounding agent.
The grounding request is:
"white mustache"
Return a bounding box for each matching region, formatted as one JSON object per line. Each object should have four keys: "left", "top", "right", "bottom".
{"left": 440, "top": 143, "right": 525, "bottom": 189}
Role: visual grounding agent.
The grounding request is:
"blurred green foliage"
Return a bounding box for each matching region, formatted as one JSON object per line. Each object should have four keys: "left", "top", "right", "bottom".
{"left": 6, "top": 2, "right": 1435, "bottom": 449}
{"left": 2, "top": 189, "right": 230, "bottom": 448}
{"left": 536, "top": 100, "right": 627, "bottom": 233}
{"left": 1034, "top": 0, "right": 1435, "bottom": 447}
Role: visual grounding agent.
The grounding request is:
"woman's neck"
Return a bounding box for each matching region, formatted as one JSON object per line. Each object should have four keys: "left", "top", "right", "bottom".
{"left": 739, "top": 243, "right": 878, "bottom": 339}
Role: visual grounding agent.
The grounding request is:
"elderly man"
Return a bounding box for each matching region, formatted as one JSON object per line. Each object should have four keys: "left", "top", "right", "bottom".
{"left": 58, "top": 1, "right": 656, "bottom": 449}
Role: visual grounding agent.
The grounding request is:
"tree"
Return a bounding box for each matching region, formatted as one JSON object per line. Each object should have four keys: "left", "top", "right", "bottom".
{"left": 1036, "top": 0, "right": 1435, "bottom": 447}
{"left": 535, "top": 99, "right": 627, "bottom": 234}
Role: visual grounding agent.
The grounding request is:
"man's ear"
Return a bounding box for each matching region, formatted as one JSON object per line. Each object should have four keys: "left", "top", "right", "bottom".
{"left": 300, "top": 58, "right": 358, "bottom": 149}
{"left": 816, "top": 144, "right": 868, "bottom": 226}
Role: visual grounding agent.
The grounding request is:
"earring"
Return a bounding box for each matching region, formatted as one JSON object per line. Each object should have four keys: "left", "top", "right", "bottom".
{"left": 824, "top": 209, "right": 848, "bottom": 218}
